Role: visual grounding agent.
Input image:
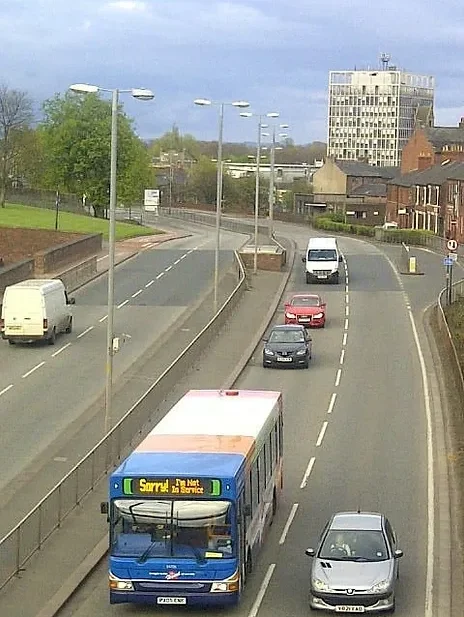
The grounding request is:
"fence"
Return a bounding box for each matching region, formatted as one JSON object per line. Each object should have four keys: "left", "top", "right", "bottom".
{"left": 0, "top": 251, "right": 246, "bottom": 591}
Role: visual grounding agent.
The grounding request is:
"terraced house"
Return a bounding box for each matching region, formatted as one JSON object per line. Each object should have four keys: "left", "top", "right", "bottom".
{"left": 385, "top": 160, "right": 464, "bottom": 241}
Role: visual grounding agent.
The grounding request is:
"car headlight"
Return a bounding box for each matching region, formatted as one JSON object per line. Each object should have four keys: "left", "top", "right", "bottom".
{"left": 296, "top": 348, "right": 307, "bottom": 355}
{"left": 109, "top": 572, "right": 134, "bottom": 591}
{"left": 264, "top": 348, "right": 274, "bottom": 356}
{"left": 312, "top": 578, "right": 331, "bottom": 592}
{"left": 368, "top": 579, "right": 391, "bottom": 593}
{"left": 286, "top": 312, "right": 296, "bottom": 318}
{"left": 313, "top": 312, "right": 323, "bottom": 318}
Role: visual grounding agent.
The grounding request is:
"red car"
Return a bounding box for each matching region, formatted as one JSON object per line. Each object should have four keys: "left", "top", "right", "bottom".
{"left": 284, "top": 293, "right": 326, "bottom": 328}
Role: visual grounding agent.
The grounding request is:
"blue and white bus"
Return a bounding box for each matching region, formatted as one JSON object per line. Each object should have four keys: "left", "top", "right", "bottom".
{"left": 101, "top": 388, "right": 283, "bottom": 607}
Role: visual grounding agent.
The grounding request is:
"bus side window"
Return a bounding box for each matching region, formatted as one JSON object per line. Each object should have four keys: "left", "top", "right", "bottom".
{"left": 268, "top": 432, "right": 273, "bottom": 469}
{"left": 251, "top": 459, "right": 260, "bottom": 511}
{"left": 272, "top": 424, "right": 278, "bottom": 465}
{"left": 278, "top": 416, "right": 283, "bottom": 455}
{"left": 246, "top": 470, "right": 252, "bottom": 517}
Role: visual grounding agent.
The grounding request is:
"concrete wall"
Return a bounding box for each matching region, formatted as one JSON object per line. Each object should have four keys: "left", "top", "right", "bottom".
{"left": 312, "top": 160, "right": 347, "bottom": 194}
{"left": 34, "top": 234, "right": 102, "bottom": 275}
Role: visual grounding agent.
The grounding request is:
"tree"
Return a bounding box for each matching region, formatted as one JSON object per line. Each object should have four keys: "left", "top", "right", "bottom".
{"left": 0, "top": 85, "right": 34, "bottom": 206}
{"left": 186, "top": 156, "right": 217, "bottom": 204}
{"left": 39, "top": 92, "right": 151, "bottom": 216}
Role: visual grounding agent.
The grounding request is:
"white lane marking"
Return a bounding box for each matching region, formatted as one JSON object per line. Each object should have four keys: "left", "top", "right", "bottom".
{"left": 77, "top": 326, "right": 94, "bottom": 338}
{"left": 316, "top": 421, "right": 328, "bottom": 447}
{"left": 174, "top": 259, "right": 181, "bottom": 265}
{"left": 335, "top": 368, "right": 342, "bottom": 387}
{"left": 327, "top": 392, "right": 337, "bottom": 414}
{"left": 156, "top": 272, "right": 165, "bottom": 280}
{"left": 279, "top": 503, "right": 299, "bottom": 545}
{"left": 339, "top": 349, "right": 345, "bottom": 365}
{"left": 99, "top": 315, "right": 108, "bottom": 323}
{"left": 345, "top": 284, "right": 349, "bottom": 293}
{"left": 165, "top": 265, "right": 172, "bottom": 272}
{"left": 52, "top": 343, "right": 71, "bottom": 357}
{"left": 300, "top": 456, "right": 316, "bottom": 489}
{"left": 192, "top": 246, "right": 199, "bottom": 250}
{"left": 345, "top": 293, "right": 349, "bottom": 304}
{"left": 117, "top": 299, "right": 129, "bottom": 309}
{"left": 181, "top": 253, "right": 188, "bottom": 259}
{"left": 22, "top": 361, "right": 46, "bottom": 379}
{"left": 383, "top": 254, "right": 434, "bottom": 616}
{"left": 342, "top": 332, "right": 348, "bottom": 346}
{"left": 247, "top": 563, "right": 276, "bottom": 617}
{"left": 131, "top": 289, "right": 143, "bottom": 298}
{"left": 344, "top": 318, "right": 349, "bottom": 330}
{"left": 0, "top": 384, "right": 14, "bottom": 396}
{"left": 345, "top": 305, "right": 350, "bottom": 317}
{"left": 145, "top": 280, "right": 154, "bottom": 288}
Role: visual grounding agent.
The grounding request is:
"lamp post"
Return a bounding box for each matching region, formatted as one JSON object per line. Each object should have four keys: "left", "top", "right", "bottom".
{"left": 69, "top": 83, "right": 154, "bottom": 435}
{"left": 194, "top": 98, "right": 249, "bottom": 313}
{"left": 262, "top": 124, "right": 289, "bottom": 240}
{"left": 240, "top": 111, "right": 279, "bottom": 273}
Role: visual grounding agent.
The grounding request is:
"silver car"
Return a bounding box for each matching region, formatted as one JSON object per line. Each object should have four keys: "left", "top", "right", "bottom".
{"left": 306, "top": 511, "right": 403, "bottom": 613}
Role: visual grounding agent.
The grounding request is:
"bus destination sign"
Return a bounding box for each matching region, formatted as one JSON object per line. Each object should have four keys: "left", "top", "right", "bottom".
{"left": 122, "top": 477, "right": 222, "bottom": 497}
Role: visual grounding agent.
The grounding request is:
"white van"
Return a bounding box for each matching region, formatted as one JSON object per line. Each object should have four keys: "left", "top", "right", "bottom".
{"left": 1, "top": 279, "right": 75, "bottom": 345}
{"left": 302, "top": 237, "right": 343, "bottom": 284}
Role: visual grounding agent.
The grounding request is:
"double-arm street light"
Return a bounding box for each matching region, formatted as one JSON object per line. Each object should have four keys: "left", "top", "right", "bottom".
{"left": 261, "top": 123, "right": 289, "bottom": 240}
{"left": 240, "top": 111, "right": 279, "bottom": 273}
{"left": 194, "top": 98, "right": 249, "bottom": 313}
{"left": 69, "top": 83, "right": 154, "bottom": 434}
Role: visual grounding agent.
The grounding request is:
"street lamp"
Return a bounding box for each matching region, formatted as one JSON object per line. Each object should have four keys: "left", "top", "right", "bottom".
{"left": 262, "top": 123, "right": 289, "bottom": 239}
{"left": 69, "top": 83, "right": 154, "bottom": 435}
{"left": 240, "top": 111, "right": 279, "bottom": 273}
{"left": 194, "top": 98, "right": 249, "bottom": 313}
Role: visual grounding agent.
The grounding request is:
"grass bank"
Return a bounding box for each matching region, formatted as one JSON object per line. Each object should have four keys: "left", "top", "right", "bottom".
{"left": 0, "top": 203, "right": 161, "bottom": 241}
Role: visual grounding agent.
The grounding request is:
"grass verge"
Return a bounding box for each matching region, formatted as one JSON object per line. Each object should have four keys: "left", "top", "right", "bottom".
{"left": 0, "top": 203, "right": 161, "bottom": 241}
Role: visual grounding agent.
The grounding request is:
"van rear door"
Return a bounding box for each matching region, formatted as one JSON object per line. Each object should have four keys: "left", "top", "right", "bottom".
{"left": 3, "top": 289, "right": 45, "bottom": 337}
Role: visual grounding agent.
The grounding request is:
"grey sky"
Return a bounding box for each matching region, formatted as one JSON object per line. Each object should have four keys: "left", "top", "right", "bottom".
{"left": 2, "top": 0, "right": 464, "bottom": 144}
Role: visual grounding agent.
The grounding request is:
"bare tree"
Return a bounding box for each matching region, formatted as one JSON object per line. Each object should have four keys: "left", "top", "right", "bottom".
{"left": 0, "top": 84, "right": 34, "bottom": 207}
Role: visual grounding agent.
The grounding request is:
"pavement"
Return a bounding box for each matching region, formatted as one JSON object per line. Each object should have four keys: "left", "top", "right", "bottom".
{"left": 0, "top": 241, "right": 293, "bottom": 617}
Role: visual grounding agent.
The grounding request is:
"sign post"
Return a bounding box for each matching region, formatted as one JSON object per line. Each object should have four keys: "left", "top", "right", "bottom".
{"left": 144, "top": 189, "right": 160, "bottom": 214}
{"left": 445, "top": 239, "right": 459, "bottom": 305}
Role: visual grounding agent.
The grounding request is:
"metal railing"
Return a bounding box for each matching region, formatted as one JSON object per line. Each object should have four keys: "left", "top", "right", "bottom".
{"left": 0, "top": 251, "right": 246, "bottom": 590}
{"left": 436, "top": 278, "right": 464, "bottom": 421}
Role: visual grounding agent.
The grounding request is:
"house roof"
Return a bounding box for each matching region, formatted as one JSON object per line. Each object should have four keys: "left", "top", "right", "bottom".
{"left": 334, "top": 160, "right": 385, "bottom": 177}
{"left": 424, "top": 127, "right": 464, "bottom": 149}
{"left": 351, "top": 183, "right": 387, "bottom": 197}
{"left": 388, "top": 160, "right": 464, "bottom": 187}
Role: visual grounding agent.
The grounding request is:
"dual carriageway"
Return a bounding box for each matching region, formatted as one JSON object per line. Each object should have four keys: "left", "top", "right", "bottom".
{"left": 0, "top": 215, "right": 460, "bottom": 617}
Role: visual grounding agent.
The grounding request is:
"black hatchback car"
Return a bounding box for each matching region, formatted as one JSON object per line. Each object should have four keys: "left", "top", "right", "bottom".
{"left": 262, "top": 324, "right": 312, "bottom": 369}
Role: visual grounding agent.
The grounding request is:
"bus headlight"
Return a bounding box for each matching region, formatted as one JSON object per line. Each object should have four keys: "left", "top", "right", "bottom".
{"left": 211, "top": 571, "right": 239, "bottom": 593}
{"left": 109, "top": 572, "right": 134, "bottom": 591}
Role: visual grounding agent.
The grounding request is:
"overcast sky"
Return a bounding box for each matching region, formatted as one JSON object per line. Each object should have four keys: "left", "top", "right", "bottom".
{"left": 2, "top": 0, "right": 464, "bottom": 144}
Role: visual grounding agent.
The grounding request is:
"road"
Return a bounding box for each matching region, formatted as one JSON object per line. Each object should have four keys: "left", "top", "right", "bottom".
{"left": 0, "top": 222, "right": 245, "bottom": 512}
{"left": 56, "top": 221, "right": 453, "bottom": 616}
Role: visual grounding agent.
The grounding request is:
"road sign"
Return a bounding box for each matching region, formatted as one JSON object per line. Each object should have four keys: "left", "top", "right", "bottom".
{"left": 447, "top": 239, "right": 458, "bottom": 251}
{"left": 444, "top": 257, "right": 454, "bottom": 267}
{"left": 448, "top": 252, "right": 458, "bottom": 262}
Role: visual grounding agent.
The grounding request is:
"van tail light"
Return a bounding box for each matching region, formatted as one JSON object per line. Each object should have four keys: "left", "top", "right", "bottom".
{"left": 43, "top": 318, "right": 48, "bottom": 331}
{"left": 0, "top": 318, "right": 4, "bottom": 331}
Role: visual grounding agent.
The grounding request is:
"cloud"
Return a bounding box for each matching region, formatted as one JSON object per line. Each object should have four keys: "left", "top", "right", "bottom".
{"left": 1, "top": 0, "right": 464, "bottom": 143}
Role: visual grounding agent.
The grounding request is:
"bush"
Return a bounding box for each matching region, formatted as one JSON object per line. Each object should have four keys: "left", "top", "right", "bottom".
{"left": 312, "top": 216, "right": 375, "bottom": 237}
{"left": 377, "top": 228, "right": 435, "bottom": 246}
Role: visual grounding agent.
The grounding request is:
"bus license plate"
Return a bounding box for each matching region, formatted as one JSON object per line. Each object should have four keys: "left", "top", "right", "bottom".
{"left": 335, "top": 606, "right": 365, "bottom": 613}
{"left": 157, "top": 597, "right": 187, "bottom": 604}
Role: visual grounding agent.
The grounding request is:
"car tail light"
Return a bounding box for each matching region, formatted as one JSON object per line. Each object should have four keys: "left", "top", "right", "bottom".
{"left": 43, "top": 318, "right": 48, "bottom": 331}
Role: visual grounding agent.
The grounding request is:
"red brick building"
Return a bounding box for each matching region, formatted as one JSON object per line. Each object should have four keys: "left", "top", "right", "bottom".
{"left": 401, "top": 121, "right": 464, "bottom": 173}
{"left": 386, "top": 160, "right": 464, "bottom": 238}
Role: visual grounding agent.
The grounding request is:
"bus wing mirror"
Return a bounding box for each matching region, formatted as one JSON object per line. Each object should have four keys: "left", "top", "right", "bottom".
{"left": 100, "top": 501, "right": 109, "bottom": 515}
{"left": 244, "top": 504, "right": 252, "bottom": 517}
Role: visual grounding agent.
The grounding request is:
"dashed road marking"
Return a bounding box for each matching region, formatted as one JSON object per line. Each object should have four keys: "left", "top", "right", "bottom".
{"left": 340, "top": 349, "right": 345, "bottom": 365}
{"left": 77, "top": 326, "right": 95, "bottom": 338}
{"left": 279, "top": 503, "right": 299, "bottom": 545}
{"left": 117, "top": 300, "right": 129, "bottom": 309}
{"left": 131, "top": 289, "right": 143, "bottom": 298}
{"left": 342, "top": 332, "right": 348, "bottom": 346}
{"left": 52, "top": 343, "right": 71, "bottom": 357}
{"left": 156, "top": 272, "right": 165, "bottom": 280}
{"left": 22, "top": 361, "right": 46, "bottom": 379}
{"left": 327, "top": 392, "right": 337, "bottom": 414}
{"left": 145, "top": 280, "right": 154, "bottom": 288}
{"left": 335, "top": 368, "right": 342, "bottom": 387}
{"left": 248, "top": 564, "right": 276, "bottom": 617}
{"left": 300, "top": 456, "right": 316, "bottom": 489}
{"left": 0, "top": 384, "right": 14, "bottom": 396}
{"left": 316, "top": 421, "right": 328, "bottom": 446}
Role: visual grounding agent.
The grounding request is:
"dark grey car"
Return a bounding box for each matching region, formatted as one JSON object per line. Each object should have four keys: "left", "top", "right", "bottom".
{"left": 306, "top": 511, "right": 403, "bottom": 613}
{"left": 263, "top": 324, "right": 312, "bottom": 369}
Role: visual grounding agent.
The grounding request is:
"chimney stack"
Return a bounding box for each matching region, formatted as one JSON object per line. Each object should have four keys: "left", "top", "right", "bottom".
{"left": 459, "top": 118, "right": 464, "bottom": 128}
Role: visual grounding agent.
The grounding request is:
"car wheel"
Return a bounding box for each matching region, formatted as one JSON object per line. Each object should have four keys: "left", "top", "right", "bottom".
{"left": 302, "top": 360, "right": 309, "bottom": 369}
{"left": 48, "top": 328, "right": 56, "bottom": 345}
{"left": 306, "top": 273, "right": 311, "bottom": 284}
{"left": 333, "top": 274, "right": 339, "bottom": 284}
{"left": 65, "top": 317, "right": 73, "bottom": 334}
{"left": 8, "top": 339, "right": 15, "bottom": 345}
